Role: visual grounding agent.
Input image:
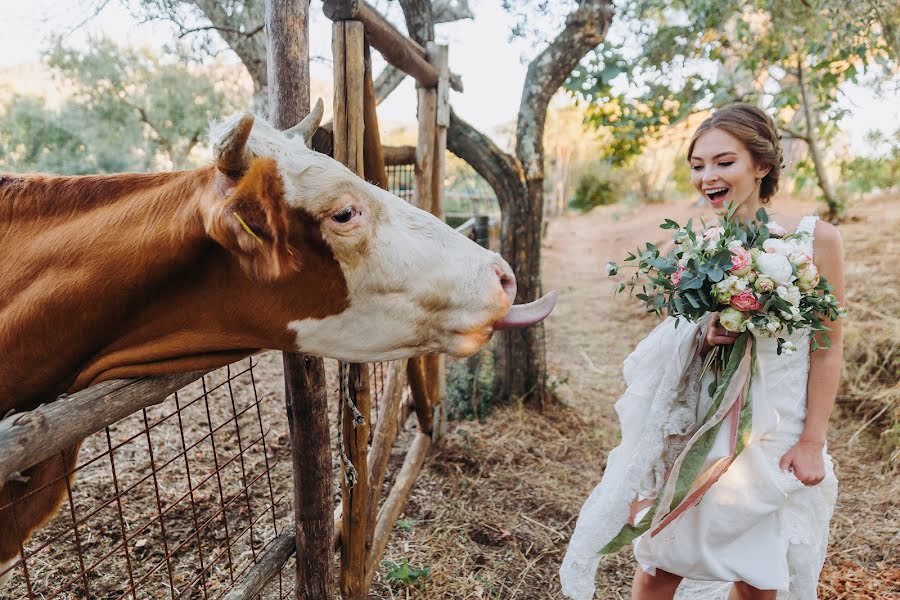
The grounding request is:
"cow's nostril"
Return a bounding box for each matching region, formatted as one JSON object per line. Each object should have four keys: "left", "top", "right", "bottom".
{"left": 494, "top": 264, "right": 517, "bottom": 304}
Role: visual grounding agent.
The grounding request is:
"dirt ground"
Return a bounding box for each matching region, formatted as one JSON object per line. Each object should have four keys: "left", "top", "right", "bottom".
{"left": 369, "top": 194, "right": 900, "bottom": 599}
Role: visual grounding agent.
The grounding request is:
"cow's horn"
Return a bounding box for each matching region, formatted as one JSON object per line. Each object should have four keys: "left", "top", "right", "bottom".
{"left": 285, "top": 98, "right": 324, "bottom": 145}
{"left": 214, "top": 114, "right": 254, "bottom": 176}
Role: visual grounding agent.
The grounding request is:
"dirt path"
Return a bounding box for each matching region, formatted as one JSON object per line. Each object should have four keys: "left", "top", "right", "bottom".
{"left": 370, "top": 197, "right": 899, "bottom": 599}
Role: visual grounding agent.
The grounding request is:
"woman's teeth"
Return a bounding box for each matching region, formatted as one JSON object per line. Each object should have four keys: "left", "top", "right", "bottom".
{"left": 706, "top": 187, "right": 728, "bottom": 201}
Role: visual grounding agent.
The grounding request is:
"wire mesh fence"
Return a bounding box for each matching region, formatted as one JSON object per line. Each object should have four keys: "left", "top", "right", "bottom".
{"left": 0, "top": 356, "right": 403, "bottom": 600}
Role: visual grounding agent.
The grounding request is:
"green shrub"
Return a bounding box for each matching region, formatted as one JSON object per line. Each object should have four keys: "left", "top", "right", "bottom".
{"left": 570, "top": 173, "right": 617, "bottom": 212}
{"left": 445, "top": 351, "right": 495, "bottom": 422}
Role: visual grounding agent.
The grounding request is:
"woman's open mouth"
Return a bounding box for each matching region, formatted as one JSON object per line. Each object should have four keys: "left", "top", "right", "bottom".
{"left": 705, "top": 187, "right": 729, "bottom": 205}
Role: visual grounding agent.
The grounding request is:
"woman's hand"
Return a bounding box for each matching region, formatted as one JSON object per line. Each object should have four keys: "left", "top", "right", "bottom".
{"left": 779, "top": 440, "right": 826, "bottom": 486}
{"left": 702, "top": 312, "right": 740, "bottom": 355}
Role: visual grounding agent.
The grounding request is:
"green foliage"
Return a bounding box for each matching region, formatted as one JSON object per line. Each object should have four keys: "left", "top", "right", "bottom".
{"left": 396, "top": 518, "right": 415, "bottom": 532}
{"left": 840, "top": 129, "right": 900, "bottom": 195}
{"left": 570, "top": 173, "right": 618, "bottom": 211}
{"left": 0, "top": 36, "right": 248, "bottom": 175}
{"left": 382, "top": 558, "right": 431, "bottom": 587}
{"left": 565, "top": 0, "right": 899, "bottom": 204}
{"left": 0, "top": 94, "right": 142, "bottom": 174}
{"left": 671, "top": 153, "right": 695, "bottom": 199}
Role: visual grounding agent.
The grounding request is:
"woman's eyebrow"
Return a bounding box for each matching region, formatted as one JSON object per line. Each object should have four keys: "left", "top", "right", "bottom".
{"left": 712, "top": 151, "right": 738, "bottom": 159}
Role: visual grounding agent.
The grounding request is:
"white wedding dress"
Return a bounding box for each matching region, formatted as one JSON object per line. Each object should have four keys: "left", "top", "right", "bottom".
{"left": 560, "top": 216, "right": 838, "bottom": 599}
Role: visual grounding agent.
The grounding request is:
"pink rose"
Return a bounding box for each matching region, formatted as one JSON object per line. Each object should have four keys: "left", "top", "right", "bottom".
{"left": 730, "top": 289, "right": 762, "bottom": 312}
{"left": 671, "top": 265, "right": 686, "bottom": 285}
{"left": 730, "top": 247, "right": 752, "bottom": 276}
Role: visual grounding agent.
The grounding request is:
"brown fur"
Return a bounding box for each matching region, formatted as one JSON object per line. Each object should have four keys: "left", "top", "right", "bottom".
{"left": 0, "top": 160, "right": 349, "bottom": 564}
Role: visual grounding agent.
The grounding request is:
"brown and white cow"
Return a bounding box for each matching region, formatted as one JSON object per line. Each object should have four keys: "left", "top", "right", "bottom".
{"left": 0, "top": 100, "right": 555, "bottom": 584}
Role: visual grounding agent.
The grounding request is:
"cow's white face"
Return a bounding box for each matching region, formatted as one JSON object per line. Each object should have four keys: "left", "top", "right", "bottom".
{"left": 209, "top": 107, "right": 553, "bottom": 363}
{"left": 286, "top": 177, "right": 516, "bottom": 361}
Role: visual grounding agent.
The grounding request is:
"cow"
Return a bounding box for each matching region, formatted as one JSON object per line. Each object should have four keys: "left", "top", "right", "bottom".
{"left": 0, "top": 99, "right": 556, "bottom": 586}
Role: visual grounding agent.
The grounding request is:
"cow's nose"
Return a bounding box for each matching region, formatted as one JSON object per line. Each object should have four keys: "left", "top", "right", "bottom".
{"left": 494, "top": 262, "right": 517, "bottom": 304}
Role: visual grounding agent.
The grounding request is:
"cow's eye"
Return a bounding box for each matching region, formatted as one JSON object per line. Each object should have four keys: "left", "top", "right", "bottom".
{"left": 332, "top": 207, "right": 354, "bottom": 223}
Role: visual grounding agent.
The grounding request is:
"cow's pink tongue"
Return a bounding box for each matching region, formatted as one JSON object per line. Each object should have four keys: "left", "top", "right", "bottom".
{"left": 493, "top": 290, "right": 558, "bottom": 330}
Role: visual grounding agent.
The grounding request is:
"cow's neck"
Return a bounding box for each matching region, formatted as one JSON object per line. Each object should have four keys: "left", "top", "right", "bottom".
{"left": 0, "top": 167, "right": 291, "bottom": 411}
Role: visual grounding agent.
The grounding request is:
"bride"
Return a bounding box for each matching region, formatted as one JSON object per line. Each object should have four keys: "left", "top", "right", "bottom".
{"left": 560, "top": 103, "right": 844, "bottom": 600}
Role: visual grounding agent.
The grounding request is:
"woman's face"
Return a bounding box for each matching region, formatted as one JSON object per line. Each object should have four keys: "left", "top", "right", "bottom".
{"left": 689, "top": 127, "right": 770, "bottom": 215}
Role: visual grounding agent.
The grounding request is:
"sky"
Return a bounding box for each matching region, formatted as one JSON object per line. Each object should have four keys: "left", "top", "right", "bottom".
{"left": 0, "top": 0, "right": 897, "bottom": 156}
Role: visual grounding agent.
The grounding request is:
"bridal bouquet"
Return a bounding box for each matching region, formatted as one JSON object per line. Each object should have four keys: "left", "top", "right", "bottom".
{"left": 606, "top": 206, "right": 844, "bottom": 354}
{"left": 598, "top": 206, "right": 845, "bottom": 553}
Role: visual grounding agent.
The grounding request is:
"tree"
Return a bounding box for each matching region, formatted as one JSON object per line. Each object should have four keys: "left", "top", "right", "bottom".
{"left": 401, "top": 0, "right": 613, "bottom": 406}
{"left": 567, "top": 0, "right": 900, "bottom": 220}
{"left": 0, "top": 94, "right": 137, "bottom": 174}
{"left": 0, "top": 37, "right": 248, "bottom": 175}
{"left": 47, "top": 37, "right": 248, "bottom": 169}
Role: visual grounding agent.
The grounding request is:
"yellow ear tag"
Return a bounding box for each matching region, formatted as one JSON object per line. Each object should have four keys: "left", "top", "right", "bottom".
{"left": 233, "top": 212, "right": 263, "bottom": 244}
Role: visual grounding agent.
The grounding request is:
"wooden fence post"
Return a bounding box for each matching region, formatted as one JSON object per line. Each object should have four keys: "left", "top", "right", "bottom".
{"left": 265, "top": 2, "right": 336, "bottom": 599}
{"left": 332, "top": 19, "right": 371, "bottom": 600}
{"left": 427, "top": 43, "right": 450, "bottom": 441}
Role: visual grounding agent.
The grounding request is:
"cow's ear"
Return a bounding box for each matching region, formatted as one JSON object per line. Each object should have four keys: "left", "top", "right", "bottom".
{"left": 208, "top": 157, "right": 301, "bottom": 281}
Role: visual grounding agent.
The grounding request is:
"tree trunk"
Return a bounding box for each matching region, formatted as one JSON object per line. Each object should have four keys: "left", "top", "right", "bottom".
{"left": 404, "top": 0, "right": 613, "bottom": 407}
{"left": 797, "top": 58, "right": 843, "bottom": 220}
{"left": 266, "top": 1, "right": 335, "bottom": 598}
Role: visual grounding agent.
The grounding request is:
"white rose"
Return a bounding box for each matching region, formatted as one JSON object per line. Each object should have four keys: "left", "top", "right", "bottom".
{"left": 796, "top": 262, "right": 820, "bottom": 291}
{"left": 767, "top": 222, "right": 789, "bottom": 237}
{"left": 776, "top": 285, "right": 802, "bottom": 307}
{"left": 790, "top": 252, "right": 811, "bottom": 266}
{"left": 756, "top": 252, "right": 795, "bottom": 285}
{"left": 703, "top": 226, "right": 724, "bottom": 242}
{"left": 719, "top": 308, "right": 747, "bottom": 332}
{"left": 762, "top": 238, "right": 791, "bottom": 256}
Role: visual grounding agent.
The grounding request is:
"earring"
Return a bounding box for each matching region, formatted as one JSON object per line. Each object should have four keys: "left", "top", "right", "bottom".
{"left": 755, "top": 177, "right": 761, "bottom": 185}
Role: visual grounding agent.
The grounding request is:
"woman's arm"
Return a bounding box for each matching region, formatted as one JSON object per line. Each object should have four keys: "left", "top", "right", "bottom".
{"left": 779, "top": 222, "right": 845, "bottom": 484}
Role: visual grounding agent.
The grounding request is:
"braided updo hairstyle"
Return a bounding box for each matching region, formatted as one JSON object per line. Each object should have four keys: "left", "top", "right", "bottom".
{"left": 687, "top": 103, "right": 784, "bottom": 203}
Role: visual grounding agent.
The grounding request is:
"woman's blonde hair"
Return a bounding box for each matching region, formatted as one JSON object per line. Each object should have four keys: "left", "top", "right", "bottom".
{"left": 687, "top": 103, "right": 784, "bottom": 203}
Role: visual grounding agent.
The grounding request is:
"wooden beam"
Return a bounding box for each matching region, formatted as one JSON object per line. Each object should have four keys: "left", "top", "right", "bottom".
{"left": 406, "top": 357, "right": 433, "bottom": 435}
{"left": 382, "top": 145, "right": 416, "bottom": 166}
{"left": 366, "top": 360, "right": 408, "bottom": 526}
{"left": 333, "top": 19, "right": 372, "bottom": 600}
{"left": 282, "top": 353, "right": 335, "bottom": 599}
{"left": 323, "top": 1, "right": 439, "bottom": 88}
{"left": 338, "top": 362, "right": 371, "bottom": 600}
{"left": 332, "top": 20, "right": 366, "bottom": 174}
{"left": 362, "top": 40, "right": 388, "bottom": 189}
{"left": 222, "top": 531, "right": 296, "bottom": 600}
{"left": 0, "top": 370, "right": 207, "bottom": 485}
{"left": 365, "top": 432, "right": 432, "bottom": 588}
{"left": 427, "top": 43, "right": 450, "bottom": 441}
{"left": 266, "top": 1, "right": 335, "bottom": 598}
{"left": 266, "top": 0, "right": 311, "bottom": 129}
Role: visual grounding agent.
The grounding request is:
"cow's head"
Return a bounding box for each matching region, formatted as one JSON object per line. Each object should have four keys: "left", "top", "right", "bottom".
{"left": 203, "top": 101, "right": 555, "bottom": 362}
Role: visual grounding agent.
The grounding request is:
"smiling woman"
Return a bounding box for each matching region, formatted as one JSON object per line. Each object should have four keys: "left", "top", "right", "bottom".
{"left": 687, "top": 104, "right": 784, "bottom": 218}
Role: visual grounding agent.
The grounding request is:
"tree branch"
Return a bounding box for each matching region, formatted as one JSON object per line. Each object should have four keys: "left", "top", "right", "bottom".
{"left": 177, "top": 23, "right": 266, "bottom": 38}
{"left": 780, "top": 126, "right": 809, "bottom": 142}
{"left": 515, "top": 0, "right": 614, "bottom": 178}
{"left": 447, "top": 108, "right": 524, "bottom": 213}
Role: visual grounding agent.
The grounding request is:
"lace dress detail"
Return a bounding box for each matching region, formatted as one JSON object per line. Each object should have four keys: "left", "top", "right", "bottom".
{"left": 561, "top": 216, "right": 838, "bottom": 600}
